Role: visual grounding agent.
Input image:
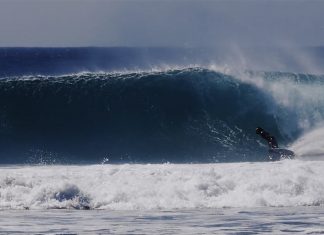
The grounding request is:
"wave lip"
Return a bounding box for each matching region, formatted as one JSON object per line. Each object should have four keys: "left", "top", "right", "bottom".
{"left": 1, "top": 161, "right": 324, "bottom": 210}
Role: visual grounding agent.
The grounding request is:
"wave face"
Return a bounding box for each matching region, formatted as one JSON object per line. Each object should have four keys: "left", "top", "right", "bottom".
{"left": 1, "top": 68, "right": 324, "bottom": 163}
{"left": 1, "top": 161, "right": 324, "bottom": 210}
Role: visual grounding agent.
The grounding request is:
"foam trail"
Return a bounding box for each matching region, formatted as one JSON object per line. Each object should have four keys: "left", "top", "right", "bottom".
{"left": 291, "top": 124, "right": 324, "bottom": 160}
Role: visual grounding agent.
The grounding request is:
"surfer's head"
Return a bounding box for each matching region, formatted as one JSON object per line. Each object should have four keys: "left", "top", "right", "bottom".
{"left": 256, "top": 127, "right": 263, "bottom": 135}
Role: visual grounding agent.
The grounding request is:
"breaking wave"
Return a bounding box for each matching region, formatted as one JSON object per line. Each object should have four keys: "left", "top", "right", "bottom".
{"left": 1, "top": 68, "right": 324, "bottom": 163}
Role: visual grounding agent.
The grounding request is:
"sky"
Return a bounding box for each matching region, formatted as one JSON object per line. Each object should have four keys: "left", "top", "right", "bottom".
{"left": 0, "top": 0, "right": 323, "bottom": 47}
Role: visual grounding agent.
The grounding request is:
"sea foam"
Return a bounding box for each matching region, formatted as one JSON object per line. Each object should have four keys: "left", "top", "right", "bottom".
{"left": 1, "top": 161, "right": 324, "bottom": 210}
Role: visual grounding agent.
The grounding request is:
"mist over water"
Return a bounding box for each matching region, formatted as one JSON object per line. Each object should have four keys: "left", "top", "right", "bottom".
{"left": 1, "top": 46, "right": 324, "bottom": 76}
{"left": 291, "top": 124, "right": 324, "bottom": 160}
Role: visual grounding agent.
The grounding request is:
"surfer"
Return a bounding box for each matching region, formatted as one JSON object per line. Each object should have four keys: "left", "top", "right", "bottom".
{"left": 256, "top": 127, "right": 294, "bottom": 161}
{"left": 255, "top": 127, "right": 278, "bottom": 149}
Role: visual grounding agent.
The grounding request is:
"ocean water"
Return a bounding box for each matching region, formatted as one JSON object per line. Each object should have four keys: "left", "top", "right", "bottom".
{"left": 2, "top": 206, "right": 324, "bottom": 234}
{"left": 1, "top": 47, "right": 324, "bottom": 233}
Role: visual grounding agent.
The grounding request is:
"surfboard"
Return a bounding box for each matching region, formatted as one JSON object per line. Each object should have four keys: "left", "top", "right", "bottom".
{"left": 268, "top": 148, "right": 295, "bottom": 161}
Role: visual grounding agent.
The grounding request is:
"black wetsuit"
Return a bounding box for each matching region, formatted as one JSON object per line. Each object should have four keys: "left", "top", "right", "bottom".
{"left": 256, "top": 127, "right": 295, "bottom": 161}
{"left": 256, "top": 128, "right": 278, "bottom": 149}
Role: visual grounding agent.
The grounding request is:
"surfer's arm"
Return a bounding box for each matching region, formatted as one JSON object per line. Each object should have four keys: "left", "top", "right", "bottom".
{"left": 256, "top": 127, "right": 278, "bottom": 149}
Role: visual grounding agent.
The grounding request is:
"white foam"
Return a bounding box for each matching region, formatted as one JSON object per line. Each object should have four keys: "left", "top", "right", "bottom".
{"left": 223, "top": 69, "right": 324, "bottom": 138}
{"left": 1, "top": 161, "right": 324, "bottom": 210}
{"left": 291, "top": 124, "right": 324, "bottom": 160}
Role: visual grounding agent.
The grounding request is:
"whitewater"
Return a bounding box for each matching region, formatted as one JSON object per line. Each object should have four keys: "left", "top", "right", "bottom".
{"left": 1, "top": 160, "right": 324, "bottom": 210}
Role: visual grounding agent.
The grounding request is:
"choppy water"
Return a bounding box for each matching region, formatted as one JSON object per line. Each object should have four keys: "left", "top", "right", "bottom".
{"left": 2, "top": 206, "right": 324, "bottom": 234}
